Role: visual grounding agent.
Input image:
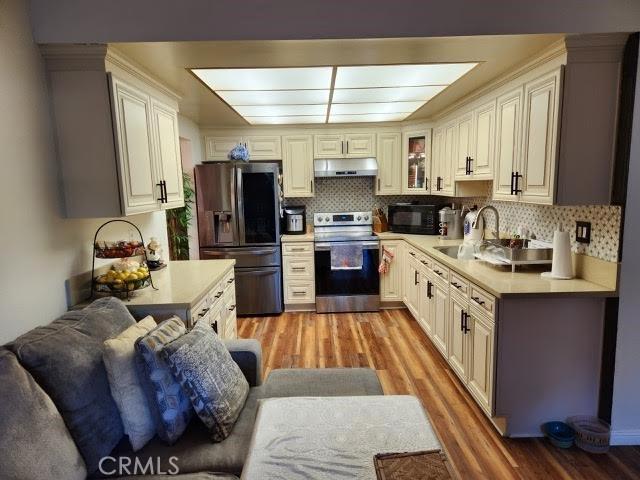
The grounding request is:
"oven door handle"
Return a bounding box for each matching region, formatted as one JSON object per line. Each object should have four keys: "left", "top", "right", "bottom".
{"left": 314, "top": 241, "right": 379, "bottom": 251}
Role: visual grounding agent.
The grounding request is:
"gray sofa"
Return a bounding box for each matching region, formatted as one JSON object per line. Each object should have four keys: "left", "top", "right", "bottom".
{"left": 0, "top": 299, "right": 383, "bottom": 479}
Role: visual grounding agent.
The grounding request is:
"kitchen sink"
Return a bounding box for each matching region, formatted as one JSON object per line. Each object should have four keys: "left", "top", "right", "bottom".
{"left": 432, "top": 245, "right": 463, "bottom": 259}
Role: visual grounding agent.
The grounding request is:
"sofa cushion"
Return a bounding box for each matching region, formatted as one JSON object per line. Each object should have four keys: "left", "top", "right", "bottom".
{"left": 103, "top": 316, "right": 157, "bottom": 451}
{"left": 101, "top": 386, "right": 265, "bottom": 478}
{"left": 135, "top": 317, "right": 193, "bottom": 445}
{"left": 264, "top": 367, "right": 384, "bottom": 397}
{"left": 0, "top": 348, "right": 87, "bottom": 480}
{"left": 115, "top": 474, "right": 238, "bottom": 480}
{"left": 8, "top": 297, "right": 135, "bottom": 473}
{"left": 161, "top": 320, "right": 250, "bottom": 442}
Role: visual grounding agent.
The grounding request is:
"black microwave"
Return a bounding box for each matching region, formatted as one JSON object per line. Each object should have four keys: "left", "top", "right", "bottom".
{"left": 387, "top": 204, "right": 439, "bottom": 235}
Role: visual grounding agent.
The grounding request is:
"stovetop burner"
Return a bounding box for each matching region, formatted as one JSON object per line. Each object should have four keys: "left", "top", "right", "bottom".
{"left": 313, "top": 211, "right": 376, "bottom": 242}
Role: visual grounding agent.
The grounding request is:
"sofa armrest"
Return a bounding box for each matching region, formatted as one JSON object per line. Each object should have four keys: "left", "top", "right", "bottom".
{"left": 223, "top": 339, "right": 262, "bottom": 386}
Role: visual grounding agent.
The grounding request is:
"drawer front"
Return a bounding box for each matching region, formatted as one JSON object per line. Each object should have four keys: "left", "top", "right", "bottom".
{"left": 223, "top": 269, "right": 236, "bottom": 290}
{"left": 470, "top": 284, "right": 496, "bottom": 317}
{"left": 450, "top": 272, "right": 469, "bottom": 296}
{"left": 284, "top": 281, "right": 315, "bottom": 304}
{"left": 417, "top": 252, "right": 432, "bottom": 270}
{"left": 431, "top": 260, "right": 450, "bottom": 283}
{"left": 284, "top": 256, "right": 314, "bottom": 279}
{"left": 282, "top": 243, "right": 314, "bottom": 255}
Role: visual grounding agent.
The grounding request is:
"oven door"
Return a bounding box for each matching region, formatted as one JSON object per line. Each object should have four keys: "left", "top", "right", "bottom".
{"left": 314, "top": 240, "right": 380, "bottom": 297}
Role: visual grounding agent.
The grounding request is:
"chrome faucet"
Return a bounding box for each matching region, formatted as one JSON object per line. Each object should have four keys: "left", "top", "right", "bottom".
{"left": 472, "top": 205, "right": 500, "bottom": 240}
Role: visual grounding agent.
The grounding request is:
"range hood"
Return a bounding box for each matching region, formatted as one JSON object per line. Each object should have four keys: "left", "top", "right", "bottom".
{"left": 314, "top": 158, "right": 378, "bottom": 177}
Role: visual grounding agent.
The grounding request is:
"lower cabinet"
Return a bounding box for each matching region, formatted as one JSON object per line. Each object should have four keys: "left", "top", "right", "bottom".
{"left": 400, "top": 240, "right": 496, "bottom": 416}
{"left": 282, "top": 241, "right": 315, "bottom": 310}
{"left": 380, "top": 240, "right": 404, "bottom": 303}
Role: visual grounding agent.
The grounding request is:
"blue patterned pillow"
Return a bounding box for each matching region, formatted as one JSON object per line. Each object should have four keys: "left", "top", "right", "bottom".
{"left": 161, "top": 320, "right": 250, "bottom": 442}
{"left": 135, "top": 317, "right": 193, "bottom": 444}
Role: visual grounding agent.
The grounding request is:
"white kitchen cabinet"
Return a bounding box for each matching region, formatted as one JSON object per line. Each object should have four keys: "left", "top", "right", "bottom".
{"left": 430, "top": 280, "right": 449, "bottom": 357}
{"left": 519, "top": 69, "right": 561, "bottom": 204}
{"left": 471, "top": 100, "right": 496, "bottom": 179}
{"left": 151, "top": 98, "right": 184, "bottom": 209}
{"left": 403, "top": 250, "right": 421, "bottom": 319}
{"left": 380, "top": 240, "right": 404, "bottom": 303}
{"left": 376, "top": 132, "right": 402, "bottom": 195}
{"left": 432, "top": 122, "right": 456, "bottom": 196}
{"left": 111, "top": 77, "right": 159, "bottom": 215}
{"left": 314, "top": 133, "right": 375, "bottom": 158}
{"left": 401, "top": 130, "right": 431, "bottom": 194}
{"left": 344, "top": 133, "right": 376, "bottom": 157}
{"left": 493, "top": 69, "right": 560, "bottom": 204}
{"left": 205, "top": 136, "right": 242, "bottom": 161}
{"left": 205, "top": 135, "right": 282, "bottom": 161}
{"left": 244, "top": 135, "right": 282, "bottom": 160}
{"left": 314, "top": 134, "right": 345, "bottom": 158}
{"left": 282, "top": 135, "right": 314, "bottom": 197}
{"left": 282, "top": 241, "right": 315, "bottom": 310}
{"left": 467, "top": 308, "right": 495, "bottom": 415}
{"left": 454, "top": 112, "right": 474, "bottom": 179}
{"left": 448, "top": 292, "right": 469, "bottom": 383}
{"left": 494, "top": 87, "right": 524, "bottom": 201}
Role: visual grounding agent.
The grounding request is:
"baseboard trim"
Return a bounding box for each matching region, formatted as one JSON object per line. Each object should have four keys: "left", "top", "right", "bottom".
{"left": 611, "top": 429, "right": 640, "bottom": 445}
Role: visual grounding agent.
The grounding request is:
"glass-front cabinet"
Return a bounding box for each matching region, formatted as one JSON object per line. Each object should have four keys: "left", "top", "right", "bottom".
{"left": 401, "top": 130, "right": 431, "bottom": 195}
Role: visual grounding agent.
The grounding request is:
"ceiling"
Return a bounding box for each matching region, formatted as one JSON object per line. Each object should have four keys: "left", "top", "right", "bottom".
{"left": 112, "top": 34, "right": 563, "bottom": 127}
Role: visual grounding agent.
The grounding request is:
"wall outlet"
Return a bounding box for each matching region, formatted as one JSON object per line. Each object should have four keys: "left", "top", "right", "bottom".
{"left": 576, "top": 221, "right": 591, "bottom": 244}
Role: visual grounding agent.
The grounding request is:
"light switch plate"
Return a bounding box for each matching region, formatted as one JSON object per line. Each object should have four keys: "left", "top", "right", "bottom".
{"left": 576, "top": 221, "right": 591, "bottom": 244}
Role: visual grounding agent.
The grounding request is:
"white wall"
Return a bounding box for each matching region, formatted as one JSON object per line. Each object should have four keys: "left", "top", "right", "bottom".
{"left": 177, "top": 114, "right": 203, "bottom": 259}
{"left": 610, "top": 42, "right": 640, "bottom": 445}
{"left": 0, "top": 0, "right": 169, "bottom": 344}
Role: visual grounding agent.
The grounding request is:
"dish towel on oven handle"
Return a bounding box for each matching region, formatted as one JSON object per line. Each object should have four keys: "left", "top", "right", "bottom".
{"left": 330, "top": 243, "right": 364, "bottom": 270}
{"left": 378, "top": 245, "right": 395, "bottom": 274}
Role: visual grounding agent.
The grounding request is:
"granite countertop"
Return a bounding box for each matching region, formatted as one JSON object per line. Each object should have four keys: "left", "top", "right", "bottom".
{"left": 377, "top": 232, "right": 618, "bottom": 298}
{"left": 281, "top": 232, "right": 315, "bottom": 242}
{"left": 92, "top": 260, "right": 236, "bottom": 309}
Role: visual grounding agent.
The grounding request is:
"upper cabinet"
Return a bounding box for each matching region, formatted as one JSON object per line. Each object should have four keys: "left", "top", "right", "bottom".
{"left": 314, "top": 133, "right": 375, "bottom": 158}
{"left": 205, "top": 135, "right": 282, "bottom": 161}
{"left": 401, "top": 131, "right": 431, "bottom": 194}
{"left": 376, "top": 132, "right": 402, "bottom": 195}
{"left": 494, "top": 87, "right": 524, "bottom": 201}
{"left": 43, "top": 45, "right": 184, "bottom": 218}
{"left": 454, "top": 112, "right": 474, "bottom": 179}
{"left": 433, "top": 121, "right": 457, "bottom": 196}
{"left": 282, "top": 135, "right": 314, "bottom": 197}
{"left": 471, "top": 100, "right": 496, "bottom": 180}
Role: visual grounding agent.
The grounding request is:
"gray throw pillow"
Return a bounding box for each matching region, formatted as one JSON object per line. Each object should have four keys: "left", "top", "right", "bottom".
{"left": 7, "top": 297, "right": 135, "bottom": 474}
{"left": 0, "top": 348, "right": 87, "bottom": 480}
{"left": 161, "top": 320, "right": 250, "bottom": 442}
{"left": 135, "top": 317, "right": 193, "bottom": 445}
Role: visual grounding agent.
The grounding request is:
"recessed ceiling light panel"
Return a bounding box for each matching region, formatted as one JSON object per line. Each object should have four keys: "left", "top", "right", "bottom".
{"left": 190, "top": 62, "right": 478, "bottom": 124}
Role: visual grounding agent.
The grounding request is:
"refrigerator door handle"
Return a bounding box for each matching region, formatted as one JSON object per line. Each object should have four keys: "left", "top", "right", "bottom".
{"left": 236, "top": 166, "right": 246, "bottom": 245}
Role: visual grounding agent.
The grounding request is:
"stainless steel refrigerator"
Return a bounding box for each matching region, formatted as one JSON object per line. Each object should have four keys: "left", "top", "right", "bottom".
{"left": 195, "top": 163, "right": 283, "bottom": 315}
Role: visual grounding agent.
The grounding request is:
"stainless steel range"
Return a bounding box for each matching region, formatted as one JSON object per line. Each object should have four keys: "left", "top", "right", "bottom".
{"left": 314, "top": 211, "right": 380, "bottom": 313}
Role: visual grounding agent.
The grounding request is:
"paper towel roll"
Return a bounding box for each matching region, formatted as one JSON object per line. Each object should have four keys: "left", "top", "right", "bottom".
{"left": 550, "top": 229, "right": 573, "bottom": 279}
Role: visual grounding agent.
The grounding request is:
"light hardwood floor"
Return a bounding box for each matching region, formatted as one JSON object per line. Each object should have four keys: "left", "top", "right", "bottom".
{"left": 239, "top": 309, "right": 640, "bottom": 479}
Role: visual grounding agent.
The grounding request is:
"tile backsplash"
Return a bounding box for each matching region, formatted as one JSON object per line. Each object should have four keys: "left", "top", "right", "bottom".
{"left": 285, "top": 177, "right": 622, "bottom": 262}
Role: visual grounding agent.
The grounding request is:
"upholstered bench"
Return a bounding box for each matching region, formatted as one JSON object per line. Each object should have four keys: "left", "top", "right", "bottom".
{"left": 241, "top": 395, "right": 441, "bottom": 480}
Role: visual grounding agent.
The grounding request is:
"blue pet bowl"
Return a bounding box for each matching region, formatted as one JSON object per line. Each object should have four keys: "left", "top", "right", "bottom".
{"left": 542, "top": 421, "right": 575, "bottom": 449}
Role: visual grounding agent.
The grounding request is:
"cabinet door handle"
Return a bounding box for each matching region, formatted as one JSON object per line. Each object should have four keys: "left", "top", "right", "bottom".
{"left": 377, "top": 178, "right": 381, "bottom": 191}
{"left": 163, "top": 180, "right": 168, "bottom": 203}
{"left": 460, "top": 308, "right": 465, "bottom": 331}
{"left": 346, "top": 141, "right": 349, "bottom": 153}
{"left": 157, "top": 181, "right": 165, "bottom": 203}
{"left": 463, "top": 312, "right": 471, "bottom": 334}
{"left": 427, "top": 281, "right": 432, "bottom": 299}
{"left": 510, "top": 171, "right": 516, "bottom": 195}
{"left": 310, "top": 179, "right": 314, "bottom": 193}
{"left": 514, "top": 171, "right": 523, "bottom": 194}
{"left": 472, "top": 296, "right": 485, "bottom": 305}
{"left": 341, "top": 141, "right": 344, "bottom": 154}
{"left": 414, "top": 270, "right": 419, "bottom": 285}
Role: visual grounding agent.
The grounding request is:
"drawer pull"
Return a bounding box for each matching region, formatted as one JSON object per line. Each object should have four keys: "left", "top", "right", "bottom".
{"left": 198, "top": 308, "right": 210, "bottom": 317}
{"left": 472, "top": 296, "right": 486, "bottom": 305}
{"left": 227, "top": 278, "right": 235, "bottom": 284}
{"left": 290, "top": 247, "right": 306, "bottom": 252}
{"left": 292, "top": 290, "right": 307, "bottom": 295}
{"left": 228, "top": 305, "right": 236, "bottom": 311}
{"left": 291, "top": 266, "right": 306, "bottom": 271}
{"left": 451, "top": 282, "right": 462, "bottom": 289}
{"left": 215, "top": 291, "right": 223, "bottom": 298}
{"left": 409, "top": 251, "right": 416, "bottom": 257}
{"left": 420, "top": 260, "right": 428, "bottom": 265}
{"left": 434, "top": 270, "right": 442, "bottom": 276}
